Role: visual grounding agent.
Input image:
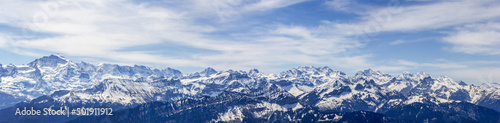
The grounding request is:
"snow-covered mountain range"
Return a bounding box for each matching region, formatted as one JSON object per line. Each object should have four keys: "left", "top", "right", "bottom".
{"left": 0, "top": 55, "right": 181, "bottom": 108}
{"left": 1, "top": 55, "right": 499, "bottom": 122}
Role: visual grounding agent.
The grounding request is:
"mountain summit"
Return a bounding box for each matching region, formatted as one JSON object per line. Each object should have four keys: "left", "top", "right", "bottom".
{"left": 28, "top": 54, "right": 70, "bottom": 68}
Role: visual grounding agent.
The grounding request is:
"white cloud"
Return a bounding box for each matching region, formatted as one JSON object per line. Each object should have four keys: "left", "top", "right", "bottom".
{"left": 377, "top": 0, "right": 500, "bottom": 32}
{"left": 187, "top": 0, "right": 308, "bottom": 22}
{"left": 324, "top": 0, "right": 351, "bottom": 12}
{"left": 372, "top": 66, "right": 408, "bottom": 73}
{"left": 319, "top": 0, "right": 500, "bottom": 82}
{"left": 324, "top": 0, "right": 500, "bottom": 36}
{"left": 2, "top": 0, "right": 497, "bottom": 77}
{"left": 388, "top": 37, "right": 434, "bottom": 46}
{"left": 272, "top": 25, "right": 313, "bottom": 38}
{"left": 318, "top": 0, "right": 500, "bottom": 63}
{"left": 0, "top": 0, "right": 207, "bottom": 65}
{"left": 0, "top": 0, "right": 374, "bottom": 73}
{"left": 243, "top": 0, "right": 307, "bottom": 12}
{"left": 441, "top": 68, "right": 500, "bottom": 84}
{"left": 389, "top": 40, "right": 405, "bottom": 45}
{"left": 323, "top": 0, "right": 374, "bottom": 14}
{"left": 396, "top": 60, "right": 468, "bottom": 69}
{"left": 443, "top": 22, "right": 500, "bottom": 55}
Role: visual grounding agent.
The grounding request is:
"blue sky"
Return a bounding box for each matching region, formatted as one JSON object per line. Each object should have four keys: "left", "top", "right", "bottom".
{"left": 1, "top": 0, "right": 500, "bottom": 84}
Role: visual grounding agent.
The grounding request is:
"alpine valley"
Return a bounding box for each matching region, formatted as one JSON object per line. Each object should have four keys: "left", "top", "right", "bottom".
{"left": 0, "top": 55, "right": 499, "bottom": 122}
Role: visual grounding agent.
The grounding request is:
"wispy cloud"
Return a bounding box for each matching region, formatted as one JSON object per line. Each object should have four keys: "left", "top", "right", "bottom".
{"left": 442, "top": 68, "right": 500, "bottom": 84}
{"left": 0, "top": 0, "right": 374, "bottom": 73}
{"left": 325, "top": 0, "right": 500, "bottom": 36}
{"left": 373, "top": 0, "right": 500, "bottom": 32}
{"left": 443, "top": 22, "right": 500, "bottom": 55}
{"left": 0, "top": 0, "right": 499, "bottom": 83}
{"left": 395, "top": 60, "right": 468, "bottom": 69}
{"left": 2, "top": 0, "right": 207, "bottom": 65}
{"left": 323, "top": 0, "right": 375, "bottom": 15}
{"left": 324, "top": 0, "right": 352, "bottom": 12}
{"left": 389, "top": 40, "right": 406, "bottom": 45}
{"left": 186, "top": 0, "right": 308, "bottom": 22}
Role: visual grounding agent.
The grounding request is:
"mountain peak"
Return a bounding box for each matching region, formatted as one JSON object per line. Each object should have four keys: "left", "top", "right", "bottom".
{"left": 457, "top": 81, "right": 468, "bottom": 86}
{"left": 355, "top": 68, "right": 383, "bottom": 77}
{"left": 28, "top": 54, "right": 70, "bottom": 67}
{"left": 400, "top": 71, "right": 429, "bottom": 76}
{"left": 288, "top": 66, "right": 334, "bottom": 73}
{"left": 164, "top": 67, "right": 182, "bottom": 76}
{"left": 283, "top": 66, "right": 348, "bottom": 77}
{"left": 200, "top": 67, "right": 217, "bottom": 76}
{"left": 397, "top": 71, "right": 431, "bottom": 82}
{"left": 47, "top": 54, "right": 66, "bottom": 60}
{"left": 248, "top": 68, "right": 259, "bottom": 74}
{"left": 353, "top": 68, "right": 393, "bottom": 85}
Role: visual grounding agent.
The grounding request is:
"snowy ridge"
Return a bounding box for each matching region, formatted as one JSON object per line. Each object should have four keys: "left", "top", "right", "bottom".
{"left": 1, "top": 55, "right": 500, "bottom": 123}
{"left": 34, "top": 68, "right": 297, "bottom": 107}
{"left": 0, "top": 55, "right": 182, "bottom": 108}
{"left": 273, "top": 66, "right": 349, "bottom": 97}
